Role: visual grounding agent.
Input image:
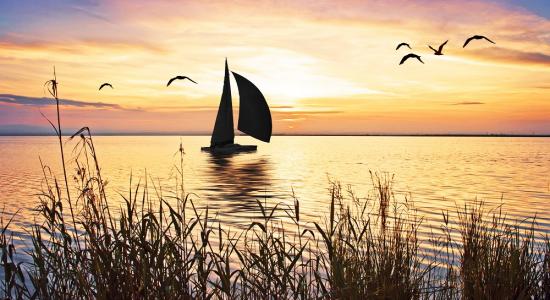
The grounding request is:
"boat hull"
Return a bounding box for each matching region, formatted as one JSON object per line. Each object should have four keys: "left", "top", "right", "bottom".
{"left": 201, "top": 144, "right": 257, "bottom": 155}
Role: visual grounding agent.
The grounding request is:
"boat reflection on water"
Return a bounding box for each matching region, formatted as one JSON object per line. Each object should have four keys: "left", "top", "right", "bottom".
{"left": 199, "top": 153, "right": 282, "bottom": 224}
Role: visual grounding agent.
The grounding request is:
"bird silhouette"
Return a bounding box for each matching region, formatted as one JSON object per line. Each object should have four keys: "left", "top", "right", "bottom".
{"left": 399, "top": 53, "right": 424, "bottom": 65}
{"left": 166, "top": 76, "right": 197, "bottom": 87}
{"left": 463, "top": 35, "right": 495, "bottom": 48}
{"left": 429, "top": 40, "right": 448, "bottom": 55}
{"left": 396, "top": 42, "right": 411, "bottom": 50}
{"left": 99, "top": 83, "right": 113, "bottom": 90}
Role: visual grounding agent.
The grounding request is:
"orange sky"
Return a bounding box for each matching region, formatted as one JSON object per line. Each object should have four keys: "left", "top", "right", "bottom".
{"left": 1, "top": 0, "right": 549, "bottom": 135}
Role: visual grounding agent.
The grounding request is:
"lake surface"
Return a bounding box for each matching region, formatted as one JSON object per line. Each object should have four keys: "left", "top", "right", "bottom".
{"left": 1, "top": 136, "right": 549, "bottom": 253}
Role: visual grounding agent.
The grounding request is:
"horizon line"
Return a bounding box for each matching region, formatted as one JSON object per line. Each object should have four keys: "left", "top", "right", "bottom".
{"left": 1, "top": 133, "right": 549, "bottom": 138}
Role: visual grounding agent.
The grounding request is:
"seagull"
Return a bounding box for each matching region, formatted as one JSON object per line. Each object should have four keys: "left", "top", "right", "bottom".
{"left": 463, "top": 35, "right": 495, "bottom": 48}
{"left": 428, "top": 40, "right": 448, "bottom": 55}
{"left": 99, "top": 83, "right": 113, "bottom": 90}
{"left": 399, "top": 53, "right": 424, "bottom": 65}
{"left": 396, "top": 42, "right": 411, "bottom": 50}
{"left": 166, "top": 76, "right": 197, "bottom": 87}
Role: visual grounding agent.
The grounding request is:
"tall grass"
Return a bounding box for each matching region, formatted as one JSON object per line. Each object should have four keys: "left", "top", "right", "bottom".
{"left": 456, "top": 203, "right": 547, "bottom": 299}
{"left": 1, "top": 70, "right": 549, "bottom": 299}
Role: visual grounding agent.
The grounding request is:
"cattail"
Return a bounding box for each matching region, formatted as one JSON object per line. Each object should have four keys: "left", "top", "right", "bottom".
{"left": 295, "top": 198, "right": 300, "bottom": 223}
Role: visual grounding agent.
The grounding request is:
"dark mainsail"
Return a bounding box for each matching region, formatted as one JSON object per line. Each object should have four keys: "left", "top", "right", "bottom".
{"left": 210, "top": 60, "right": 235, "bottom": 147}
{"left": 232, "top": 72, "right": 272, "bottom": 143}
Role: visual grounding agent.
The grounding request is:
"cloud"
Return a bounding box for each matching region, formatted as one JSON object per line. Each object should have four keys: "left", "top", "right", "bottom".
{"left": 271, "top": 105, "right": 296, "bottom": 109}
{"left": 274, "top": 110, "right": 344, "bottom": 119}
{"left": 464, "top": 47, "right": 550, "bottom": 66}
{"left": 0, "top": 37, "right": 166, "bottom": 56}
{"left": 69, "top": 5, "right": 112, "bottom": 23}
{"left": 0, "top": 124, "right": 53, "bottom": 135}
{"left": 451, "top": 101, "right": 485, "bottom": 105}
{"left": 0, "top": 94, "right": 123, "bottom": 109}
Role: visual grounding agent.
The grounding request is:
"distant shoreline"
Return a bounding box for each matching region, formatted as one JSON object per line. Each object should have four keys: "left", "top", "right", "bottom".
{"left": 1, "top": 133, "right": 549, "bottom": 137}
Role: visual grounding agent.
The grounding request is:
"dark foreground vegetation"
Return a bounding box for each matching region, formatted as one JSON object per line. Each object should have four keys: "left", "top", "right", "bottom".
{"left": 1, "top": 73, "right": 549, "bottom": 299}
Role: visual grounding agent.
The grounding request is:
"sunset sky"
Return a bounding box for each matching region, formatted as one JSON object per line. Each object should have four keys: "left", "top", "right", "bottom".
{"left": 1, "top": 0, "right": 549, "bottom": 135}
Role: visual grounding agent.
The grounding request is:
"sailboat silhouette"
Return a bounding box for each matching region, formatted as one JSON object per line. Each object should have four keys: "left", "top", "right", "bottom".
{"left": 201, "top": 59, "right": 272, "bottom": 154}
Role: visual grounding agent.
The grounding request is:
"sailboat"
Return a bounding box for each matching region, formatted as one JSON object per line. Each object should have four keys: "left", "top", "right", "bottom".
{"left": 201, "top": 59, "right": 272, "bottom": 154}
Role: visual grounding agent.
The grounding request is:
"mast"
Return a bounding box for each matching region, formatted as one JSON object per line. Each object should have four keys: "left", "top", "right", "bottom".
{"left": 210, "top": 59, "right": 235, "bottom": 147}
{"left": 233, "top": 72, "right": 272, "bottom": 143}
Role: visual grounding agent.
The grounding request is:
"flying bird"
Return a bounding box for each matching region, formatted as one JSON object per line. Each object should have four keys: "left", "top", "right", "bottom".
{"left": 399, "top": 53, "right": 424, "bottom": 65}
{"left": 166, "top": 76, "right": 197, "bottom": 87}
{"left": 99, "top": 83, "right": 113, "bottom": 90}
{"left": 463, "top": 35, "right": 495, "bottom": 48}
{"left": 396, "top": 42, "right": 411, "bottom": 50}
{"left": 428, "top": 40, "right": 448, "bottom": 55}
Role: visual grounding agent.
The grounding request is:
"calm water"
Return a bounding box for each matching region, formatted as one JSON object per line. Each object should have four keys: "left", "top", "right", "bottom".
{"left": 1, "top": 136, "right": 549, "bottom": 252}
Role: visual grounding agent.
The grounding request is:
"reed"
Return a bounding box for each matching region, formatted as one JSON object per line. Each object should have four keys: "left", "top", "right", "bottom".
{"left": 456, "top": 203, "right": 546, "bottom": 299}
{"left": 1, "top": 71, "right": 549, "bottom": 299}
